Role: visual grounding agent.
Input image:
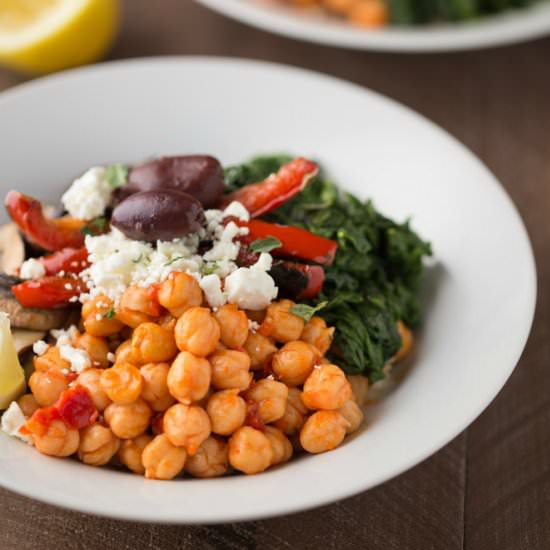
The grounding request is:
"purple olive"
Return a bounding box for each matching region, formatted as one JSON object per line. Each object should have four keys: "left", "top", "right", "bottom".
{"left": 117, "top": 155, "right": 225, "bottom": 208}
{"left": 111, "top": 189, "right": 205, "bottom": 242}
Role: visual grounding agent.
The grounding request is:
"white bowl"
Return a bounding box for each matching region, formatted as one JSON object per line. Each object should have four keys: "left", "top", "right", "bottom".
{"left": 0, "top": 57, "right": 536, "bottom": 523}
{"left": 197, "top": 0, "right": 550, "bottom": 52}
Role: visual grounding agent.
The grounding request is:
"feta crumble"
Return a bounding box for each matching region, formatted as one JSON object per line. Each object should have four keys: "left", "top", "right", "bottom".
{"left": 200, "top": 274, "right": 225, "bottom": 308}
{"left": 1, "top": 402, "right": 32, "bottom": 444}
{"left": 51, "top": 326, "right": 78, "bottom": 347}
{"left": 19, "top": 258, "right": 46, "bottom": 280}
{"left": 61, "top": 167, "right": 113, "bottom": 221}
{"left": 59, "top": 345, "right": 91, "bottom": 374}
{"left": 225, "top": 253, "right": 278, "bottom": 310}
{"left": 32, "top": 340, "right": 49, "bottom": 356}
{"left": 78, "top": 201, "right": 278, "bottom": 310}
{"left": 107, "top": 352, "right": 116, "bottom": 363}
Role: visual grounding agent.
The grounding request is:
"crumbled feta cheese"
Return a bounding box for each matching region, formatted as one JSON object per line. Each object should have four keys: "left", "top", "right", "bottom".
{"left": 248, "top": 320, "right": 260, "bottom": 332}
{"left": 32, "top": 340, "right": 49, "bottom": 356}
{"left": 59, "top": 345, "right": 91, "bottom": 374}
{"left": 223, "top": 201, "right": 250, "bottom": 222}
{"left": 51, "top": 325, "right": 78, "bottom": 347}
{"left": 200, "top": 274, "right": 226, "bottom": 308}
{"left": 1, "top": 402, "right": 32, "bottom": 444}
{"left": 61, "top": 167, "right": 113, "bottom": 220}
{"left": 19, "top": 258, "right": 45, "bottom": 280}
{"left": 64, "top": 283, "right": 73, "bottom": 290}
{"left": 224, "top": 254, "right": 278, "bottom": 310}
{"left": 107, "top": 352, "right": 115, "bottom": 363}
{"left": 95, "top": 313, "right": 103, "bottom": 321}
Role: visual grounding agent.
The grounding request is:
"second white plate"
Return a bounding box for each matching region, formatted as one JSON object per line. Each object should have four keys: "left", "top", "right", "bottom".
{"left": 197, "top": 0, "right": 550, "bottom": 52}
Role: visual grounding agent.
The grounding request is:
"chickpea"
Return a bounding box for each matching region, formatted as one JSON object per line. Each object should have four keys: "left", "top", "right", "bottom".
{"left": 244, "top": 379, "right": 288, "bottom": 424}
{"left": 174, "top": 307, "right": 220, "bottom": 356}
{"left": 33, "top": 346, "right": 70, "bottom": 372}
{"left": 82, "top": 295, "right": 124, "bottom": 336}
{"left": 76, "top": 332, "right": 110, "bottom": 368}
{"left": 243, "top": 332, "right": 277, "bottom": 371}
{"left": 273, "top": 387, "right": 309, "bottom": 436}
{"left": 228, "top": 426, "right": 273, "bottom": 475}
{"left": 116, "top": 285, "right": 161, "bottom": 328}
{"left": 166, "top": 351, "right": 211, "bottom": 405}
{"left": 338, "top": 400, "right": 364, "bottom": 434}
{"left": 300, "top": 410, "right": 349, "bottom": 454}
{"left": 142, "top": 434, "right": 187, "bottom": 480}
{"left": 349, "top": 0, "right": 389, "bottom": 28}
{"left": 104, "top": 399, "right": 152, "bottom": 439}
{"left": 323, "top": 0, "right": 354, "bottom": 14}
{"left": 264, "top": 426, "right": 293, "bottom": 466}
{"left": 301, "top": 316, "right": 335, "bottom": 355}
{"left": 158, "top": 272, "right": 203, "bottom": 318}
{"left": 210, "top": 349, "right": 251, "bottom": 391}
{"left": 32, "top": 419, "right": 79, "bottom": 457}
{"left": 100, "top": 363, "right": 143, "bottom": 405}
{"left": 393, "top": 321, "right": 414, "bottom": 363}
{"left": 17, "top": 394, "right": 39, "bottom": 417}
{"left": 214, "top": 304, "right": 248, "bottom": 349}
{"left": 206, "top": 389, "right": 246, "bottom": 436}
{"left": 130, "top": 322, "right": 177, "bottom": 364}
{"left": 163, "top": 403, "right": 211, "bottom": 455}
{"left": 29, "top": 369, "right": 68, "bottom": 407}
{"left": 78, "top": 424, "right": 120, "bottom": 466}
{"left": 115, "top": 339, "right": 141, "bottom": 366}
{"left": 77, "top": 368, "right": 111, "bottom": 411}
{"left": 302, "top": 364, "right": 352, "bottom": 410}
{"left": 159, "top": 314, "right": 177, "bottom": 332}
{"left": 347, "top": 375, "right": 369, "bottom": 407}
{"left": 272, "top": 341, "right": 319, "bottom": 386}
{"left": 259, "top": 300, "right": 304, "bottom": 343}
{"left": 118, "top": 434, "right": 154, "bottom": 475}
{"left": 141, "top": 362, "right": 176, "bottom": 412}
{"left": 185, "top": 436, "right": 229, "bottom": 478}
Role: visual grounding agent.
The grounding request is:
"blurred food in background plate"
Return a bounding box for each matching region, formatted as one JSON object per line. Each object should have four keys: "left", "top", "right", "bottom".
{"left": 283, "top": 0, "right": 538, "bottom": 28}
{"left": 0, "top": 0, "right": 119, "bottom": 74}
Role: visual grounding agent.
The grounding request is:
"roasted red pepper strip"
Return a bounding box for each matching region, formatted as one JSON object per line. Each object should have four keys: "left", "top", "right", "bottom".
{"left": 220, "top": 158, "right": 318, "bottom": 217}
{"left": 38, "top": 247, "right": 89, "bottom": 275}
{"left": 296, "top": 264, "right": 326, "bottom": 300}
{"left": 5, "top": 191, "right": 85, "bottom": 252}
{"left": 240, "top": 219, "right": 337, "bottom": 266}
{"left": 12, "top": 276, "right": 86, "bottom": 309}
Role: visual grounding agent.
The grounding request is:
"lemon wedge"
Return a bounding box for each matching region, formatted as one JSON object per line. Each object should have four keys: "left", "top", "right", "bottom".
{"left": 0, "top": 0, "right": 119, "bottom": 74}
{"left": 0, "top": 313, "right": 26, "bottom": 409}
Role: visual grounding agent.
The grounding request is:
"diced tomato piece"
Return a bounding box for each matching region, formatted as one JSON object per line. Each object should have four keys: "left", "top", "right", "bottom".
{"left": 55, "top": 386, "right": 98, "bottom": 430}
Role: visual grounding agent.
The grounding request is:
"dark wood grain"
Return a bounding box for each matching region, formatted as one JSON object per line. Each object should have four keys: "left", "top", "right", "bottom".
{"left": 0, "top": 1, "right": 549, "bottom": 548}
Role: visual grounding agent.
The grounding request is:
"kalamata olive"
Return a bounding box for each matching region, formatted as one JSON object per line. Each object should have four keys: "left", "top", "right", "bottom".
{"left": 111, "top": 190, "right": 206, "bottom": 242}
{"left": 119, "top": 155, "right": 224, "bottom": 208}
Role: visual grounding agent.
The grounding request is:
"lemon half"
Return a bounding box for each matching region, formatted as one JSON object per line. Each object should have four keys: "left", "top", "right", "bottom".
{"left": 0, "top": 313, "right": 25, "bottom": 410}
{"left": 0, "top": 0, "right": 119, "bottom": 74}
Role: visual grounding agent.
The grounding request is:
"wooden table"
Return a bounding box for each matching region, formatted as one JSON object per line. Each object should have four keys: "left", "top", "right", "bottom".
{"left": 1, "top": 2, "right": 549, "bottom": 548}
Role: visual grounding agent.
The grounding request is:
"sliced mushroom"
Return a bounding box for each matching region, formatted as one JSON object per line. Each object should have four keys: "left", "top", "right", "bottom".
{"left": 0, "top": 274, "right": 73, "bottom": 331}
{"left": 12, "top": 329, "right": 46, "bottom": 355}
{"left": 0, "top": 223, "right": 25, "bottom": 276}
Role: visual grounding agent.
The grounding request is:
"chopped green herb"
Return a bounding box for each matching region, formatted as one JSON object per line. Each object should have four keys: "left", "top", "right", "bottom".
{"left": 200, "top": 263, "right": 219, "bottom": 276}
{"left": 133, "top": 254, "right": 143, "bottom": 264}
{"left": 249, "top": 237, "right": 282, "bottom": 254}
{"left": 105, "top": 164, "right": 128, "bottom": 188}
{"left": 290, "top": 301, "right": 328, "bottom": 322}
{"left": 104, "top": 309, "right": 116, "bottom": 320}
{"left": 80, "top": 217, "right": 108, "bottom": 236}
{"left": 165, "top": 255, "right": 186, "bottom": 266}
